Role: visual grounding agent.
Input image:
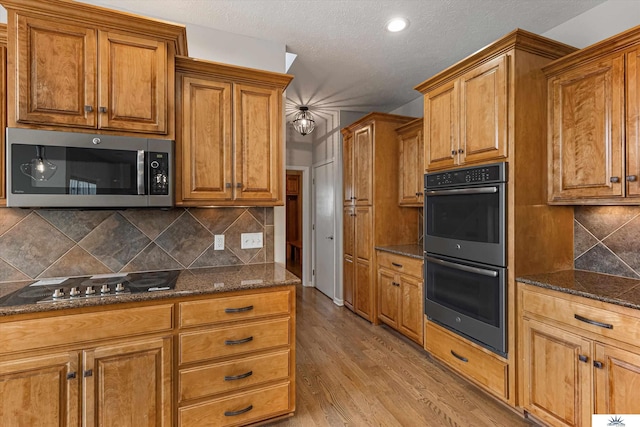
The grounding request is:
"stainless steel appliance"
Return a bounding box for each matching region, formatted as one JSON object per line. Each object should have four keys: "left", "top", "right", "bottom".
{"left": 7, "top": 128, "right": 173, "bottom": 208}
{"left": 0, "top": 270, "right": 181, "bottom": 306}
{"left": 424, "top": 162, "right": 507, "bottom": 356}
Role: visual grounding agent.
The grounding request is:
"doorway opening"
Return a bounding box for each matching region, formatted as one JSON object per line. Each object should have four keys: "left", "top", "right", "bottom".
{"left": 285, "top": 170, "right": 303, "bottom": 278}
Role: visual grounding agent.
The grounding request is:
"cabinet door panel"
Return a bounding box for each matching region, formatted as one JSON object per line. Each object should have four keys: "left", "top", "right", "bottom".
{"left": 343, "top": 255, "right": 354, "bottom": 309}
{"left": 0, "top": 352, "right": 79, "bottom": 427}
{"left": 84, "top": 337, "right": 171, "bottom": 427}
{"left": 460, "top": 55, "right": 508, "bottom": 165}
{"left": 99, "top": 31, "right": 167, "bottom": 133}
{"left": 425, "top": 81, "right": 457, "bottom": 171}
{"left": 594, "top": 343, "right": 640, "bottom": 415}
{"left": 522, "top": 319, "right": 591, "bottom": 427}
{"left": 343, "top": 133, "right": 354, "bottom": 205}
{"left": 355, "top": 259, "right": 372, "bottom": 320}
{"left": 353, "top": 125, "right": 373, "bottom": 205}
{"left": 549, "top": 53, "right": 625, "bottom": 202}
{"left": 398, "top": 130, "right": 422, "bottom": 206}
{"left": 399, "top": 274, "right": 423, "bottom": 344}
{"left": 0, "top": 41, "right": 6, "bottom": 204}
{"left": 354, "top": 206, "right": 371, "bottom": 262}
{"left": 234, "top": 84, "right": 281, "bottom": 202}
{"left": 179, "top": 76, "right": 232, "bottom": 201}
{"left": 627, "top": 49, "right": 640, "bottom": 198}
{"left": 343, "top": 207, "right": 355, "bottom": 257}
{"left": 16, "top": 15, "right": 96, "bottom": 127}
{"left": 377, "top": 268, "right": 398, "bottom": 326}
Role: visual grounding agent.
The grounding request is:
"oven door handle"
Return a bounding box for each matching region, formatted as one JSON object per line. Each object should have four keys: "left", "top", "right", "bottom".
{"left": 137, "top": 150, "right": 145, "bottom": 195}
{"left": 425, "top": 256, "right": 498, "bottom": 278}
{"left": 425, "top": 187, "right": 498, "bottom": 196}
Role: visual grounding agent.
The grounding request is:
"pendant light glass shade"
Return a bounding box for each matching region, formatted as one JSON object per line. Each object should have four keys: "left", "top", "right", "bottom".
{"left": 292, "top": 106, "right": 315, "bottom": 136}
{"left": 20, "top": 145, "right": 57, "bottom": 181}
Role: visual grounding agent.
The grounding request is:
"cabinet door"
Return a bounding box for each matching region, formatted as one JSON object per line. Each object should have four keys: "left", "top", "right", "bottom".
{"left": 83, "top": 337, "right": 172, "bottom": 427}
{"left": 353, "top": 124, "right": 373, "bottom": 205}
{"left": 377, "top": 268, "right": 398, "bottom": 327}
{"left": 594, "top": 343, "right": 640, "bottom": 415}
{"left": 354, "top": 206, "right": 372, "bottom": 262}
{"left": 343, "top": 255, "right": 355, "bottom": 310}
{"left": 355, "top": 259, "right": 372, "bottom": 321}
{"left": 98, "top": 31, "right": 167, "bottom": 134}
{"left": 522, "top": 319, "right": 592, "bottom": 427}
{"left": 234, "top": 84, "right": 281, "bottom": 202}
{"left": 0, "top": 351, "right": 80, "bottom": 427}
{"left": 398, "top": 129, "right": 423, "bottom": 206}
{"left": 459, "top": 54, "right": 508, "bottom": 165}
{"left": 343, "top": 206, "right": 355, "bottom": 258}
{"left": 343, "top": 132, "right": 354, "bottom": 205}
{"left": 424, "top": 80, "right": 458, "bottom": 171}
{"left": 343, "top": 206, "right": 355, "bottom": 310}
{"left": 627, "top": 49, "right": 640, "bottom": 198}
{"left": 398, "top": 273, "right": 423, "bottom": 345}
{"left": 15, "top": 15, "right": 97, "bottom": 128}
{"left": 178, "top": 75, "right": 233, "bottom": 202}
{"left": 0, "top": 39, "right": 6, "bottom": 204}
{"left": 549, "top": 53, "right": 625, "bottom": 202}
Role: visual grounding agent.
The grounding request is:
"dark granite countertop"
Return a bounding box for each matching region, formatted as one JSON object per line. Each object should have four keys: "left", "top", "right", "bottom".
{"left": 517, "top": 269, "right": 640, "bottom": 311}
{"left": 375, "top": 244, "right": 424, "bottom": 260}
{"left": 0, "top": 263, "right": 300, "bottom": 317}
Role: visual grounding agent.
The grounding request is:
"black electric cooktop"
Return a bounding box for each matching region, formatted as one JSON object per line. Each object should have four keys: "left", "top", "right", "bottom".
{"left": 0, "top": 270, "right": 181, "bottom": 307}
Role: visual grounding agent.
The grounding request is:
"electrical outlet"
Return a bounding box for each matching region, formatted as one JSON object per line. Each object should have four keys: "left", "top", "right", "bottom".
{"left": 241, "top": 232, "right": 263, "bottom": 249}
{"left": 214, "top": 234, "right": 225, "bottom": 250}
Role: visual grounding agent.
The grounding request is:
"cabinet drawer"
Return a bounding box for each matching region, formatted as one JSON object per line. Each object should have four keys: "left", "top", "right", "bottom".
{"left": 179, "top": 290, "right": 291, "bottom": 328}
{"left": 179, "top": 349, "right": 290, "bottom": 401}
{"left": 179, "top": 317, "right": 290, "bottom": 364}
{"left": 376, "top": 251, "right": 422, "bottom": 278}
{"left": 521, "top": 287, "right": 640, "bottom": 345}
{"left": 0, "top": 305, "right": 173, "bottom": 354}
{"left": 178, "top": 381, "right": 291, "bottom": 427}
{"left": 425, "top": 321, "right": 508, "bottom": 400}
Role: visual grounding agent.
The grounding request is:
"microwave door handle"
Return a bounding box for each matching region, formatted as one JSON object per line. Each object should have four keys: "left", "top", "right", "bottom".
{"left": 425, "top": 256, "right": 498, "bottom": 278}
{"left": 425, "top": 187, "right": 498, "bottom": 196}
{"left": 137, "top": 150, "right": 145, "bottom": 195}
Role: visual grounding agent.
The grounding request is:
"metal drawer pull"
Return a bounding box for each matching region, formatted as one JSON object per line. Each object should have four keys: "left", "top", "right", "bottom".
{"left": 578, "top": 354, "right": 588, "bottom": 363}
{"left": 224, "top": 370, "right": 253, "bottom": 381}
{"left": 225, "top": 336, "right": 254, "bottom": 345}
{"left": 594, "top": 361, "right": 604, "bottom": 369}
{"left": 391, "top": 262, "right": 403, "bottom": 268}
{"left": 98, "top": 106, "right": 107, "bottom": 113}
{"left": 225, "top": 305, "right": 254, "bottom": 313}
{"left": 426, "top": 256, "right": 498, "bottom": 278}
{"left": 627, "top": 175, "right": 638, "bottom": 182}
{"left": 224, "top": 405, "right": 253, "bottom": 417}
{"left": 450, "top": 350, "right": 468, "bottom": 363}
{"left": 84, "top": 105, "right": 93, "bottom": 112}
{"left": 610, "top": 176, "right": 620, "bottom": 183}
{"left": 574, "top": 314, "right": 613, "bottom": 329}
{"left": 83, "top": 369, "right": 93, "bottom": 377}
{"left": 67, "top": 372, "right": 77, "bottom": 380}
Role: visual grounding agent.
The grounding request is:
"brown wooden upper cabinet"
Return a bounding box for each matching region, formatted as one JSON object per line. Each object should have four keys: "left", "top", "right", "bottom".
{"left": 343, "top": 124, "right": 375, "bottom": 206}
{"left": 175, "top": 56, "right": 293, "bottom": 206}
{"left": 0, "top": 24, "right": 7, "bottom": 206}
{"left": 396, "top": 118, "right": 424, "bottom": 206}
{"left": 1, "top": 0, "right": 188, "bottom": 138}
{"left": 545, "top": 26, "right": 640, "bottom": 204}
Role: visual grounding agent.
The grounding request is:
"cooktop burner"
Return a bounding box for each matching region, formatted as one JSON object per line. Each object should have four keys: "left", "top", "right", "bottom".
{"left": 0, "top": 270, "right": 181, "bottom": 307}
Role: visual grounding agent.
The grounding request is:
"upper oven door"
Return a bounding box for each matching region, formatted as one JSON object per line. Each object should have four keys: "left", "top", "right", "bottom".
{"left": 424, "top": 180, "right": 506, "bottom": 266}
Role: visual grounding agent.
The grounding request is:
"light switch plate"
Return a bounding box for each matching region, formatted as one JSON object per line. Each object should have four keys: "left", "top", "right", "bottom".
{"left": 241, "top": 232, "right": 263, "bottom": 249}
{"left": 214, "top": 234, "right": 225, "bottom": 250}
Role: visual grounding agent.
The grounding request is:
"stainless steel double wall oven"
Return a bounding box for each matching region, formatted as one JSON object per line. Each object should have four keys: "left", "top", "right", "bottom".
{"left": 424, "top": 162, "right": 507, "bottom": 356}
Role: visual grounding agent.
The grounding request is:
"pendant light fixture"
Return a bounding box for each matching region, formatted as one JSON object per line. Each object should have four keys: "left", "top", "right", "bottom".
{"left": 20, "top": 145, "right": 57, "bottom": 181}
{"left": 292, "top": 106, "right": 315, "bottom": 136}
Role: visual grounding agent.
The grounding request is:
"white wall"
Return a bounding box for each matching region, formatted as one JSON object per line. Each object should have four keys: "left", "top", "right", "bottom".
{"left": 389, "top": 96, "right": 423, "bottom": 118}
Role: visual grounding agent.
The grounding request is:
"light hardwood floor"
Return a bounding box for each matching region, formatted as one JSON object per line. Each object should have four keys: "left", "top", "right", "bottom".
{"left": 270, "top": 285, "right": 535, "bottom": 427}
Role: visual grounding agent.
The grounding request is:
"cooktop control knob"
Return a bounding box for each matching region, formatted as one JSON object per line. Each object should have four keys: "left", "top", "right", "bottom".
{"left": 115, "top": 283, "right": 125, "bottom": 293}
{"left": 100, "top": 284, "right": 110, "bottom": 294}
{"left": 52, "top": 288, "right": 64, "bottom": 298}
{"left": 69, "top": 287, "right": 81, "bottom": 297}
{"left": 85, "top": 286, "right": 96, "bottom": 295}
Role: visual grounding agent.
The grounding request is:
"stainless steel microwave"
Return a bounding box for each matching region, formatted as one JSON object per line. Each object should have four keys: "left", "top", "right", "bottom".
{"left": 6, "top": 128, "right": 173, "bottom": 208}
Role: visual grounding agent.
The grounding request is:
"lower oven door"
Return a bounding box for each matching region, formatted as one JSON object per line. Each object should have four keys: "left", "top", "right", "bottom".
{"left": 424, "top": 253, "right": 506, "bottom": 356}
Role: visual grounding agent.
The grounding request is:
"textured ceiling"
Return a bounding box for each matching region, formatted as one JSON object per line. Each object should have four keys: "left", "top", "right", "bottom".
{"left": 80, "top": 0, "right": 607, "bottom": 114}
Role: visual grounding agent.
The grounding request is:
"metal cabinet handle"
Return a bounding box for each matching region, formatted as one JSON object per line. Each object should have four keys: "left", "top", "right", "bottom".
{"left": 236, "top": 183, "right": 243, "bottom": 188}
{"left": 225, "top": 183, "right": 232, "bottom": 188}
{"left": 458, "top": 148, "right": 464, "bottom": 154}
{"left": 450, "top": 350, "right": 468, "bottom": 363}
{"left": 83, "top": 369, "right": 93, "bottom": 377}
{"left": 224, "top": 336, "right": 254, "bottom": 345}
{"left": 98, "top": 106, "right": 107, "bottom": 113}
{"left": 224, "top": 370, "right": 253, "bottom": 381}
{"left": 574, "top": 314, "right": 613, "bottom": 329}
{"left": 224, "top": 405, "right": 253, "bottom": 417}
{"left": 578, "top": 354, "right": 588, "bottom": 363}
{"left": 451, "top": 150, "right": 456, "bottom": 155}
{"left": 67, "top": 372, "right": 77, "bottom": 380}
{"left": 391, "top": 262, "right": 403, "bottom": 268}
{"left": 84, "top": 105, "right": 93, "bottom": 112}
{"left": 594, "top": 360, "right": 604, "bottom": 369}
{"left": 610, "top": 176, "right": 620, "bottom": 183}
{"left": 225, "top": 305, "right": 253, "bottom": 313}
{"left": 627, "top": 175, "right": 638, "bottom": 182}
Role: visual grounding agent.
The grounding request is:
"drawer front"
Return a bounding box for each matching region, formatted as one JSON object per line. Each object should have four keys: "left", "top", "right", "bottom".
{"left": 179, "top": 317, "right": 290, "bottom": 364}
{"left": 0, "top": 305, "right": 173, "bottom": 354}
{"left": 521, "top": 287, "right": 640, "bottom": 345}
{"left": 178, "top": 382, "right": 290, "bottom": 427}
{"left": 179, "top": 349, "right": 290, "bottom": 401}
{"left": 376, "top": 251, "right": 422, "bottom": 278}
{"left": 426, "top": 321, "right": 508, "bottom": 400}
{"left": 179, "top": 290, "right": 291, "bottom": 328}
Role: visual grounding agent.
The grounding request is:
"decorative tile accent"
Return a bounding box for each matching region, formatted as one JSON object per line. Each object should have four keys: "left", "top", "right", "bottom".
{"left": 155, "top": 213, "right": 212, "bottom": 267}
{"left": 38, "top": 210, "right": 113, "bottom": 242}
{"left": 603, "top": 215, "right": 640, "bottom": 272}
{"left": 190, "top": 207, "right": 246, "bottom": 234}
{"left": 265, "top": 225, "right": 274, "bottom": 262}
{"left": 574, "top": 220, "right": 597, "bottom": 259}
{"left": 122, "top": 243, "right": 182, "bottom": 272}
{"left": 40, "top": 246, "right": 111, "bottom": 278}
{"left": 120, "top": 209, "right": 183, "bottom": 239}
{"left": 575, "top": 244, "right": 639, "bottom": 279}
{"left": 191, "top": 247, "right": 243, "bottom": 268}
{"left": 574, "top": 206, "right": 639, "bottom": 240}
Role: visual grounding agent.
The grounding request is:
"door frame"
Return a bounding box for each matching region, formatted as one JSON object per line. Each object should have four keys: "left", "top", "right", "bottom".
{"left": 285, "top": 165, "right": 311, "bottom": 286}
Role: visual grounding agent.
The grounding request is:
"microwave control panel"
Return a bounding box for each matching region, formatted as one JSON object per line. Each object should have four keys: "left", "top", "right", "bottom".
{"left": 149, "top": 152, "right": 169, "bottom": 195}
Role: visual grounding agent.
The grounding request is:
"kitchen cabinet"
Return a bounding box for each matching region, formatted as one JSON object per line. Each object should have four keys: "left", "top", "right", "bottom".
{"left": 376, "top": 251, "right": 423, "bottom": 345}
{"left": 2, "top": 0, "right": 188, "bottom": 138}
{"left": 341, "top": 113, "right": 419, "bottom": 323}
{"left": 396, "top": 118, "right": 424, "bottom": 207}
{"left": 175, "top": 56, "right": 293, "bottom": 206}
{"left": 519, "top": 283, "right": 640, "bottom": 426}
{"left": 545, "top": 27, "right": 640, "bottom": 204}
{"left": 0, "top": 24, "right": 6, "bottom": 206}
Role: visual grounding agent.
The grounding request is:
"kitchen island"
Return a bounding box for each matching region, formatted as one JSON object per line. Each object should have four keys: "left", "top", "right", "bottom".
{"left": 0, "top": 263, "right": 299, "bottom": 427}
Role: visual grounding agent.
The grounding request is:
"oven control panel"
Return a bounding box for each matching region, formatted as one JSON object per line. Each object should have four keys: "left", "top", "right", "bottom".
{"left": 425, "top": 162, "right": 507, "bottom": 188}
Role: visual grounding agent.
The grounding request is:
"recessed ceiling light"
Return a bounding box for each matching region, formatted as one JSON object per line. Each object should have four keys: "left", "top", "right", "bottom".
{"left": 386, "top": 17, "right": 409, "bottom": 33}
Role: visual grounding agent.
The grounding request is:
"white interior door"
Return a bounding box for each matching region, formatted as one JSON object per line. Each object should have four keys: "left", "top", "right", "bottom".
{"left": 313, "top": 161, "right": 336, "bottom": 299}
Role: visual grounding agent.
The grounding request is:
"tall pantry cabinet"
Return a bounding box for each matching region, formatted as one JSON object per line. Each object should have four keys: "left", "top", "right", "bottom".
{"left": 342, "top": 113, "right": 419, "bottom": 323}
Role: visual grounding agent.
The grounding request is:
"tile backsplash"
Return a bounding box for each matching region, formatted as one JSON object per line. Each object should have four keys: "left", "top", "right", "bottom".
{"left": 574, "top": 206, "right": 640, "bottom": 279}
{"left": 0, "top": 207, "right": 274, "bottom": 283}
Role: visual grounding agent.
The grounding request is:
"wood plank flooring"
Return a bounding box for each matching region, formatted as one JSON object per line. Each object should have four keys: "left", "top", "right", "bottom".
{"left": 269, "top": 285, "right": 535, "bottom": 427}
